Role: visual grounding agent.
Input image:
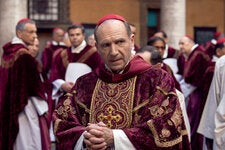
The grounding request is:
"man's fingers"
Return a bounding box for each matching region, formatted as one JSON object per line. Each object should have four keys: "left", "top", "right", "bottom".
{"left": 88, "top": 128, "right": 104, "bottom": 137}
{"left": 89, "top": 137, "right": 105, "bottom": 144}
{"left": 89, "top": 141, "right": 107, "bottom": 150}
{"left": 84, "top": 137, "right": 107, "bottom": 150}
{"left": 83, "top": 132, "right": 93, "bottom": 139}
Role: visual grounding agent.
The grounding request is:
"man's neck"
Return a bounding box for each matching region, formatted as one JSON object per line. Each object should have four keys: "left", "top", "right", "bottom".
{"left": 71, "top": 40, "right": 87, "bottom": 53}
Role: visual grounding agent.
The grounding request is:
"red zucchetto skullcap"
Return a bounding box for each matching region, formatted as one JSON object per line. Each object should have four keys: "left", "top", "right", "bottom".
{"left": 185, "top": 35, "right": 194, "bottom": 41}
{"left": 18, "top": 18, "right": 31, "bottom": 23}
{"left": 53, "top": 27, "right": 61, "bottom": 32}
{"left": 214, "top": 32, "right": 221, "bottom": 39}
{"left": 216, "top": 37, "right": 225, "bottom": 44}
{"left": 97, "top": 14, "right": 127, "bottom": 26}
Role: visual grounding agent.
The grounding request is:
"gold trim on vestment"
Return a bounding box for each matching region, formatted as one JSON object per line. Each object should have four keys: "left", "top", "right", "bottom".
{"left": 89, "top": 76, "right": 137, "bottom": 128}
{"left": 147, "top": 120, "right": 183, "bottom": 147}
{"left": 147, "top": 86, "right": 188, "bottom": 147}
{"left": 56, "top": 98, "right": 76, "bottom": 120}
{"left": 60, "top": 47, "right": 97, "bottom": 68}
{"left": 133, "top": 98, "right": 150, "bottom": 113}
{"left": 61, "top": 49, "right": 69, "bottom": 68}
{"left": 1, "top": 48, "right": 29, "bottom": 68}
{"left": 53, "top": 118, "right": 61, "bottom": 142}
{"left": 77, "top": 47, "right": 97, "bottom": 62}
{"left": 76, "top": 100, "right": 90, "bottom": 114}
{"left": 156, "top": 86, "right": 177, "bottom": 97}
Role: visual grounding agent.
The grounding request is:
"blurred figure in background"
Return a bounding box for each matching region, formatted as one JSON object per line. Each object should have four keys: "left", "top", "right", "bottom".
{"left": 198, "top": 38, "right": 225, "bottom": 150}
{"left": 203, "top": 31, "right": 224, "bottom": 60}
{"left": 128, "top": 23, "right": 139, "bottom": 54}
{"left": 154, "top": 30, "right": 180, "bottom": 59}
{"left": 87, "top": 33, "right": 96, "bottom": 47}
{"left": 178, "top": 35, "right": 211, "bottom": 150}
{"left": 0, "top": 18, "right": 50, "bottom": 150}
{"left": 28, "top": 37, "right": 39, "bottom": 58}
{"left": 41, "top": 27, "right": 68, "bottom": 79}
{"left": 136, "top": 45, "right": 190, "bottom": 141}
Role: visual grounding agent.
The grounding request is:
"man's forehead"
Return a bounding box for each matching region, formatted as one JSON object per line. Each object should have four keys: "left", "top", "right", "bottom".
{"left": 100, "top": 19, "right": 122, "bottom": 26}
{"left": 68, "top": 28, "right": 82, "bottom": 33}
{"left": 24, "top": 23, "right": 36, "bottom": 30}
{"left": 97, "top": 19, "right": 125, "bottom": 32}
{"left": 24, "top": 23, "right": 36, "bottom": 28}
{"left": 97, "top": 14, "right": 126, "bottom": 26}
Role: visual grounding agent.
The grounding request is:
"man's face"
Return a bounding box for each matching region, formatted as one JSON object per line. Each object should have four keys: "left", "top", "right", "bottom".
{"left": 18, "top": 23, "right": 37, "bottom": 45}
{"left": 68, "top": 28, "right": 85, "bottom": 47}
{"left": 152, "top": 40, "right": 165, "bottom": 57}
{"left": 28, "top": 39, "right": 39, "bottom": 57}
{"left": 130, "top": 25, "right": 136, "bottom": 36}
{"left": 54, "top": 29, "right": 65, "bottom": 42}
{"left": 179, "top": 37, "right": 193, "bottom": 57}
{"left": 216, "top": 44, "right": 225, "bottom": 57}
{"left": 96, "top": 20, "right": 134, "bottom": 72}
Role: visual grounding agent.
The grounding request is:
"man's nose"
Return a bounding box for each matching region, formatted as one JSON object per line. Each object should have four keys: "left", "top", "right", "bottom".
{"left": 110, "top": 44, "right": 118, "bottom": 55}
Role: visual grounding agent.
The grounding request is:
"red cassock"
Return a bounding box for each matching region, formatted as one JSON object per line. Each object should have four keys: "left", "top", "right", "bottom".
{"left": 167, "top": 46, "right": 181, "bottom": 59}
{"left": 155, "top": 62, "right": 182, "bottom": 92}
{"left": 50, "top": 45, "right": 102, "bottom": 82}
{"left": 53, "top": 56, "right": 191, "bottom": 150}
{"left": 0, "top": 43, "right": 50, "bottom": 150}
{"left": 41, "top": 43, "right": 68, "bottom": 79}
{"left": 183, "top": 45, "right": 212, "bottom": 150}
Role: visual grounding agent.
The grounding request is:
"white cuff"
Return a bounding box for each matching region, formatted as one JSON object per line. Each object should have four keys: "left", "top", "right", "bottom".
{"left": 52, "top": 79, "right": 65, "bottom": 96}
{"left": 113, "top": 129, "right": 136, "bottom": 150}
{"left": 74, "top": 131, "right": 86, "bottom": 150}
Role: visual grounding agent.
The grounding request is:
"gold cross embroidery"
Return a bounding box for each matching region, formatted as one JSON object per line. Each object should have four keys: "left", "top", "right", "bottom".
{"left": 98, "top": 105, "right": 122, "bottom": 128}
{"left": 56, "top": 98, "right": 75, "bottom": 120}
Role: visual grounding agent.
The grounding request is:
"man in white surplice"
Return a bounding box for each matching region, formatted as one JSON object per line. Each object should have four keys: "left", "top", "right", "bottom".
{"left": 198, "top": 54, "right": 225, "bottom": 150}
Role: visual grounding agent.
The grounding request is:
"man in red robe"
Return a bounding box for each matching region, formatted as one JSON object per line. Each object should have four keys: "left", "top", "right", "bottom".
{"left": 128, "top": 23, "right": 139, "bottom": 54}
{"left": 50, "top": 24, "right": 102, "bottom": 94}
{"left": 53, "top": 14, "right": 191, "bottom": 150}
{"left": 0, "top": 18, "right": 50, "bottom": 150}
{"left": 178, "top": 36, "right": 212, "bottom": 150}
{"left": 154, "top": 30, "right": 181, "bottom": 59}
{"left": 41, "top": 27, "right": 68, "bottom": 79}
{"left": 146, "top": 37, "right": 182, "bottom": 91}
{"left": 49, "top": 24, "right": 103, "bottom": 144}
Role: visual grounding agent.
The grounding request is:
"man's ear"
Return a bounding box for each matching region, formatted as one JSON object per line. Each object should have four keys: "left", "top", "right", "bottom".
{"left": 17, "top": 30, "right": 23, "bottom": 38}
{"left": 216, "top": 48, "right": 222, "bottom": 57}
{"left": 130, "top": 33, "right": 135, "bottom": 43}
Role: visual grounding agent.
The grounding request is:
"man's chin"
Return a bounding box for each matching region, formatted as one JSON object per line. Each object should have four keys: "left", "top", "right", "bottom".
{"left": 111, "top": 66, "right": 124, "bottom": 73}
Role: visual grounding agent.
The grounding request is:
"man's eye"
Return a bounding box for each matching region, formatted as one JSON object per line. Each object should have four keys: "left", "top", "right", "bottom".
{"left": 116, "top": 40, "right": 125, "bottom": 45}
{"left": 101, "top": 43, "right": 110, "bottom": 48}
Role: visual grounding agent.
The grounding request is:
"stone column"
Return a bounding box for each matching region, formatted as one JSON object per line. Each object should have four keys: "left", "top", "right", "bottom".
{"left": 0, "top": 0, "right": 27, "bottom": 63}
{"left": 160, "top": 0, "right": 186, "bottom": 49}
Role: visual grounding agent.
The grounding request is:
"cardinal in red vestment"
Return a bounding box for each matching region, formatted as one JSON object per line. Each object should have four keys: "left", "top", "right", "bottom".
{"left": 0, "top": 18, "right": 50, "bottom": 150}
{"left": 53, "top": 14, "right": 191, "bottom": 150}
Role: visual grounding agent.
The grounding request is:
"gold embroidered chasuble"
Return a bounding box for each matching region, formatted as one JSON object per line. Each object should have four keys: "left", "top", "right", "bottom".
{"left": 53, "top": 56, "right": 191, "bottom": 150}
{"left": 89, "top": 77, "right": 136, "bottom": 128}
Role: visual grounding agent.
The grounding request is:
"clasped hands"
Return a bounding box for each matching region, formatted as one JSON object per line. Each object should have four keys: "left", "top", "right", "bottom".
{"left": 83, "top": 122, "right": 114, "bottom": 150}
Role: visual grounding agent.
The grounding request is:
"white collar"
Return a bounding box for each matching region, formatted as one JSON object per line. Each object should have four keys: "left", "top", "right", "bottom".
{"left": 212, "top": 55, "right": 219, "bottom": 62}
{"left": 71, "top": 40, "right": 87, "bottom": 53}
{"left": 52, "top": 40, "right": 66, "bottom": 46}
{"left": 186, "top": 44, "right": 199, "bottom": 59}
{"left": 191, "top": 44, "right": 198, "bottom": 52}
{"left": 163, "top": 44, "right": 169, "bottom": 58}
{"left": 11, "top": 36, "right": 26, "bottom": 46}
